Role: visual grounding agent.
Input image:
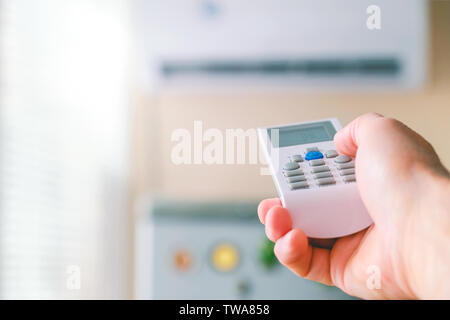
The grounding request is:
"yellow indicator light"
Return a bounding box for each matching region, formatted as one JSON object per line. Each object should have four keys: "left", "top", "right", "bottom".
{"left": 211, "top": 243, "right": 239, "bottom": 272}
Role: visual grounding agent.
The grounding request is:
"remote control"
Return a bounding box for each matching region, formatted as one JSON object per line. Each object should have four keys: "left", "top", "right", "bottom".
{"left": 258, "top": 118, "right": 372, "bottom": 238}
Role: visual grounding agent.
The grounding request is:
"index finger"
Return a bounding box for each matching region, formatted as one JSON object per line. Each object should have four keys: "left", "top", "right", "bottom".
{"left": 257, "top": 198, "right": 281, "bottom": 224}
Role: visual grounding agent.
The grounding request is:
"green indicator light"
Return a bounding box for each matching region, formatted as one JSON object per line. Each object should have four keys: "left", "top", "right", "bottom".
{"left": 259, "top": 238, "right": 278, "bottom": 270}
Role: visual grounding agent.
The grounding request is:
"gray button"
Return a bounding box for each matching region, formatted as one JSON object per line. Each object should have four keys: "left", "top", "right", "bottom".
{"left": 311, "top": 165, "right": 330, "bottom": 173}
{"left": 336, "top": 162, "right": 354, "bottom": 170}
{"left": 284, "top": 161, "right": 300, "bottom": 170}
{"left": 316, "top": 177, "right": 336, "bottom": 186}
{"left": 339, "top": 168, "right": 355, "bottom": 176}
{"left": 325, "top": 150, "right": 338, "bottom": 158}
{"left": 343, "top": 174, "right": 356, "bottom": 182}
{"left": 306, "top": 147, "right": 319, "bottom": 153}
{"left": 287, "top": 175, "right": 306, "bottom": 183}
{"left": 284, "top": 169, "right": 303, "bottom": 177}
{"left": 289, "top": 181, "right": 309, "bottom": 190}
{"left": 334, "top": 155, "right": 352, "bottom": 163}
{"left": 313, "top": 172, "right": 333, "bottom": 179}
{"left": 291, "top": 154, "right": 303, "bottom": 162}
{"left": 309, "top": 159, "right": 325, "bottom": 166}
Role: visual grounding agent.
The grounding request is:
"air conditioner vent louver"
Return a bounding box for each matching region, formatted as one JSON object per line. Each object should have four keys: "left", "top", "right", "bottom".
{"left": 161, "top": 58, "right": 400, "bottom": 78}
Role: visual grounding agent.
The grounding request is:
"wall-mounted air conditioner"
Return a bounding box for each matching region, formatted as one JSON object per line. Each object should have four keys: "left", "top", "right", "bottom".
{"left": 136, "top": 0, "right": 428, "bottom": 90}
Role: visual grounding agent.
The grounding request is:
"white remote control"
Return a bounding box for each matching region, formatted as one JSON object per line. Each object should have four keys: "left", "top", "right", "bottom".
{"left": 258, "top": 118, "right": 372, "bottom": 238}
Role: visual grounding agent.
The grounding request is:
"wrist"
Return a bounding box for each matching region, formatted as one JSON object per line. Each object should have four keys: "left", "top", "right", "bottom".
{"left": 404, "top": 168, "right": 450, "bottom": 299}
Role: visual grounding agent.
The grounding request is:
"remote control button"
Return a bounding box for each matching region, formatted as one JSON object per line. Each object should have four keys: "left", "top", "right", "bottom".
{"left": 306, "top": 147, "right": 319, "bottom": 153}
{"left": 289, "top": 181, "right": 309, "bottom": 190}
{"left": 287, "top": 175, "right": 306, "bottom": 183}
{"left": 313, "top": 172, "right": 333, "bottom": 179}
{"left": 311, "top": 165, "right": 330, "bottom": 173}
{"left": 305, "top": 151, "right": 323, "bottom": 161}
{"left": 309, "top": 159, "right": 325, "bottom": 166}
{"left": 283, "top": 162, "right": 300, "bottom": 170}
{"left": 339, "top": 168, "right": 355, "bottom": 176}
{"left": 343, "top": 174, "right": 356, "bottom": 182}
{"left": 325, "top": 150, "right": 338, "bottom": 158}
{"left": 336, "top": 162, "right": 355, "bottom": 170}
{"left": 284, "top": 169, "right": 303, "bottom": 177}
{"left": 316, "top": 177, "right": 336, "bottom": 186}
{"left": 334, "top": 154, "right": 352, "bottom": 163}
{"left": 291, "top": 154, "right": 304, "bottom": 162}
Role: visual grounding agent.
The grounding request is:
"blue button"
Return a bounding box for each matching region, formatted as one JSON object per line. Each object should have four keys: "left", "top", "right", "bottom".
{"left": 305, "top": 151, "right": 324, "bottom": 161}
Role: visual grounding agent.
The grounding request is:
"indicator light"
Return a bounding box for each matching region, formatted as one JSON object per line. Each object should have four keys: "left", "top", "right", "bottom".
{"left": 173, "top": 249, "right": 192, "bottom": 271}
{"left": 211, "top": 243, "right": 239, "bottom": 272}
{"left": 259, "top": 238, "right": 278, "bottom": 270}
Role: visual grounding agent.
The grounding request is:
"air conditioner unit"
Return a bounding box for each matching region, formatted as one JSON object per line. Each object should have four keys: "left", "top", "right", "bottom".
{"left": 136, "top": 0, "right": 428, "bottom": 90}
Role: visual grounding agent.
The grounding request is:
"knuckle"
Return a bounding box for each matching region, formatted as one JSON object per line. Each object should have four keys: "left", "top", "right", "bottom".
{"left": 275, "top": 232, "right": 301, "bottom": 264}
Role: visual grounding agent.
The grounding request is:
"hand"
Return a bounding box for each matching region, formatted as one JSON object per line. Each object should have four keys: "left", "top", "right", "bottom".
{"left": 258, "top": 113, "right": 450, "bottom": 299}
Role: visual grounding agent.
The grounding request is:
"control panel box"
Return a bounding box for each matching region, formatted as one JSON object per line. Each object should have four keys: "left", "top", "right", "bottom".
{"left": 134, "top": 200, "right": 354, "bottom": 299}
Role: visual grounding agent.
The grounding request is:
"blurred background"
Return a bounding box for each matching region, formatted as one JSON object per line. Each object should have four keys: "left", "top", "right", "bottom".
{"left": 0, "top": 0, "right": 449, "bottom": 299}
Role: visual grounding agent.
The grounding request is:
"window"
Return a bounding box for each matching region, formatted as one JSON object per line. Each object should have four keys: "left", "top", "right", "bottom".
{"left": 0, "top": 0, "right": 131, "bottom": 299}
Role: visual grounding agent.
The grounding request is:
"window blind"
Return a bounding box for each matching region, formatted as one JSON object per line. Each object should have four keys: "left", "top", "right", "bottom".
{"left": 0, "top": 0, "right": 131, "bottom": 299}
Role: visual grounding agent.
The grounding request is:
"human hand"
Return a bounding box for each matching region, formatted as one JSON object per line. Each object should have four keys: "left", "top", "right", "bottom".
{"left": 258, "top": 113, "right": 450, "bottom": 299}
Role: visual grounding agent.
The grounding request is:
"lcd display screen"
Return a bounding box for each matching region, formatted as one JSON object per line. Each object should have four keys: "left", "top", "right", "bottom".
{"left": 268, "top": 121, "right": 336, "bottom": 148}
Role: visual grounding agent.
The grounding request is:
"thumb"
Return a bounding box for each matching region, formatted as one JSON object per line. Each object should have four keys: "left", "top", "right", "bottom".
{"left": 334, "top": 113, "right": 385, "bottom": 157}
